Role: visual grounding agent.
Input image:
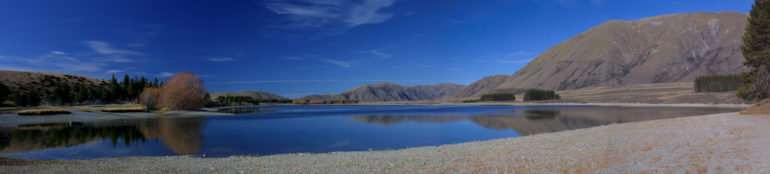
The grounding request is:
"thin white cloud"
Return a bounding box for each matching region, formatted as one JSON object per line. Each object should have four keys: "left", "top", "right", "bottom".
{"left": 369, "top": 50, "right": 392, "bottom": 58}
{"left": 321, "top": 59, "right": 352, "bottom": 68}
{"left": 106, "top": 70, "right": 123, "bottom": 74}
{"left": 158, "top": 72, "right": 176, "bottom": 77}
{"left": 51, "top": 50, "right": 67, "bottom": 55}
{"left": 506, "top": 51, "right": 534, "bottom": 57}
{"left": 82, "top": 41, "right": 142, "bottom": 55}
{"left": 266, "top": 0, "right": 396, "bottom": 29}
{"left": 209, "top": 57, "right": 236, "bottom": 62}
{"left": 283, "top": 56, "right": 306, "bottom": 60}
{"left": 497, "top": 58, "right": 534, "bottom": 64}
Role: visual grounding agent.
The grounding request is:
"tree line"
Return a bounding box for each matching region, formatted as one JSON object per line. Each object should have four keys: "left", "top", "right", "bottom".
{"left": 523, "top": 89, "right": 561, "bottom": 101}
{"left": 4, "top": 74, "right": 162, "bottom": 107}
{"left": 694, "top": 74, "right": 743, "bottom": 92}
{"left": 738, "top": 0, "right": 770, "bottom": 101}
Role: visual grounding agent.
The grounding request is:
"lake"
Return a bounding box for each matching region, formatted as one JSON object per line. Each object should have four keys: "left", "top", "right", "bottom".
{"left": 0, "top": 105, "right": 741, "bottom": 160}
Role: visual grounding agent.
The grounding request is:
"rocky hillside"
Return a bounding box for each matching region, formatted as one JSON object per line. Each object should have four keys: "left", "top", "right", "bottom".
{"left": 301, "top": 82, "right": 465, "bottom": 102}
{"left": 210, "top": 90, "right": 288, "bottom": 100}
{"left": 457, "top": 12, "right": 751, "bottom": 98}
{"left": 0, "top": 70, "right": 106, "bottom": 93}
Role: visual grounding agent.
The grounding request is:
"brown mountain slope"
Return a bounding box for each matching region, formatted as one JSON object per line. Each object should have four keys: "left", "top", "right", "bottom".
{"left": 450, "top": 74, "right": 511, "bottom": 98}
{"left": 300, "top": 82, "right": 465, "bottom": 102}
{"left": 0, "top": 70, "right": 106, "bottom": 93}
{"left": 462, "top": 12, "right": 749, "bottom": 97}
{"left": 210, "top": 90, "right": 288, "bottom": 100}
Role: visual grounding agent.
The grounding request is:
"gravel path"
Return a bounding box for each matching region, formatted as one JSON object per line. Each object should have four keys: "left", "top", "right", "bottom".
{"left": 3, "top": 112, "right": 769, "bottom": 173}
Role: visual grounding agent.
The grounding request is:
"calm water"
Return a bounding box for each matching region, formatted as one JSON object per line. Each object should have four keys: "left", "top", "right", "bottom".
{"left": 0, "top": 105, "right": 741, "bottom": 160}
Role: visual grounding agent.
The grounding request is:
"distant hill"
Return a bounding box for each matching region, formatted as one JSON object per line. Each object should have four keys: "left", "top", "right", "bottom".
{"left": 456, "top": 11, "right": 751, "bottom": 98}
{"left": 300, "top": 82, "right": 465, "bottom": 102}
{"left": 0, "top": 70, "right": 106, "bottom": 94}
{"left": 450, "top": 75, "right": 511, "bottom": 98}
{"left": 210, "top": 90, "right": 288, "bottom": 100}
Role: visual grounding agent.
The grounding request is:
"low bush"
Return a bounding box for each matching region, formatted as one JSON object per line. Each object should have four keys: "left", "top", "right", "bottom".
{"left": 523, "top": 89, "right": 560, "bottom": 101}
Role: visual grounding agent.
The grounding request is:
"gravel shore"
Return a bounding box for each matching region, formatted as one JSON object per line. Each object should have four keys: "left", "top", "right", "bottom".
{"left": 2, "top": 112, "right": 768, "bottom": 173}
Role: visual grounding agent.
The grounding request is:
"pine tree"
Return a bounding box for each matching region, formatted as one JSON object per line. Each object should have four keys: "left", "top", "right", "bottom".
{"left": 0, "top": 83, "right": 9, "bottom": 102}
{"left": 739, "top": 0, "right": 770, "bottom": 100}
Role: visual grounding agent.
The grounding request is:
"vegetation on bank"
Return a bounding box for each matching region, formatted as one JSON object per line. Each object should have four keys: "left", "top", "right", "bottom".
{"left": 523, "top": 89, "right": 561, "bottom": 101}
{"left": 694, "top": 74, "right": 743, "bottom": 92}
{"left": 738, "top": 0, "right": 770, "bottom": 101}
{"left": 140, "top": 72, "right": 207, "bottom": 111}
{"left": 479, "top": 93, "right": 516, "bottom": 101}
{"left": 2, "top": 74, "right": 161, "bottom": 107}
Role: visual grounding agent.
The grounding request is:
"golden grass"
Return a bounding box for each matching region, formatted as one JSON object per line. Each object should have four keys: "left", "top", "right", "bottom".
{"left": 16, "top": 108, "right": 71, "bottom": 116}
{"left": 71, "top": 104, "right": 146, "bottom": 113}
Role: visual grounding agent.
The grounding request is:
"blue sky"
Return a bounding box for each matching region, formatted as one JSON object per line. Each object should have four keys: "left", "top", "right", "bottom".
{"left": 0, "top": 0, "right": 753, "bottom": 98}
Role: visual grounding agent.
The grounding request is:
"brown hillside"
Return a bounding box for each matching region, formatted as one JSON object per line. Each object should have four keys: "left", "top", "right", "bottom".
{"left": 459, "top": 12, "right": 750, "bottom": 98}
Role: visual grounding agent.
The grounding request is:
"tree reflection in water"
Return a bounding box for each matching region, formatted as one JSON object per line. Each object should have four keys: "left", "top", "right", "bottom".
{"left": 0, "top": 117, "right": 207, "bottom": 155}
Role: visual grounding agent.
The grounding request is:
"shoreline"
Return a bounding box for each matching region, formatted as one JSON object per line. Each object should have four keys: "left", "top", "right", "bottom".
{"left": 0, "top": 102, "right": 749, "bottom": 128}
{"left": 2, "top": 112, "right": 769, "bottom": 173}
{"left": 0, "top": 109, "right": 232, "bottom": 128}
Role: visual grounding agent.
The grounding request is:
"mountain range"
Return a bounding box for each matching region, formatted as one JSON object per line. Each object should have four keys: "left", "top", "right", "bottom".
{"left": 210, "top": 90, "right": 289, "bottom": 100}
{"left": 299, "top": 82, "right": 465, "bottom": 102}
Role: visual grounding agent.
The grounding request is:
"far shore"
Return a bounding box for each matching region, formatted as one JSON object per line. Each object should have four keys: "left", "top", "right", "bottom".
{"left": 0, "top": 102, "right": 750, "bottom": 128}
{"left": 3, "top": 112, "right": 768, "bottom": 173}
{"left": 0, "top": 108, "right": 232, "bottom": 128}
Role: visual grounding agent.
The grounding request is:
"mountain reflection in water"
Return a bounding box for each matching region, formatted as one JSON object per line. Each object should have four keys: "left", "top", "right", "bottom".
{"left": 0, "top": 117, "right": 206, "bottom": 155}
{"left": 350, "top": 107, "right": 741, "bottom": 136}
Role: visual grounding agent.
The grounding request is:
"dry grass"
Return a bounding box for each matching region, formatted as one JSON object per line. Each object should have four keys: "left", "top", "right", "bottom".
{"left": 71, "top": 104, "right": 146, "bottom": 113}
{"left": 741, "top": 99, "right": 770, "bottom": 115}
{"left": 16, "top": 108, "right": 71, "bottom": 116}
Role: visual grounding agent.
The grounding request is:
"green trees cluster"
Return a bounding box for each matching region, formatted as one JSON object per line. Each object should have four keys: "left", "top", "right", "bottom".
{"left": 12, "top": 88, "right": 41, "bottom": 107}
{"left": 0, "top": 83, "right": 9, "bottom": 105}
{"left": 523, "top": 89, "right": 561, "bottom": 101}
{"left": 694, "top": 74, "right": 744, "bottom": 92}
{"left": 480, "top": 93, "right": 516, "bottom": 101}
{"left": 738, "top": 0, "right": 770, "bottom": 101}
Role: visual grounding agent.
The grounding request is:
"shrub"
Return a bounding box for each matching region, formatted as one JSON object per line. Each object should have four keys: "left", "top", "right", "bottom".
{"left": 160, "top": 72, "right": 206, "bottom": 110}
{"left": 480, "top": 93, "right": 516, "bottom": 101}
{"left": 694, "top": 74, "right": 743, "bottom": 92}
{"left": 139, "top": 87, "right": 161, "bottom": 112}
{"left": 523, "top": 89, "right": 560, "bottom": 101}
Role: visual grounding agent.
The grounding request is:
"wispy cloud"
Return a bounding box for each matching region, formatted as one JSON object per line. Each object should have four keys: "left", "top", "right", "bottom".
{"left": 266, "top": 0, "right": 397, "bottom": 29}
{"left": 368, "top": 50, "right": 392, "bottom": 58}
{"left": 497, "top": 58, "right": 534, "bottom": 64}
{"left": 282, "top": 56, "right": 306, "bottom": 60}
{"left": 106, "top": 70, "right": 123, "bottom": 74}
{"left": 208, "top": 57, "right": 236, "bottom": 62}
{"left": 158, "top": 72, "right": 176, "bottom": 77}
{"left": 320, "top": 59, "right": 353, "bottom": 68}
{"left": 505, "top": 51, "right": 534, "bottom": 57}
{"left": 82, "top": 41, "right": 142, "bottom": 55}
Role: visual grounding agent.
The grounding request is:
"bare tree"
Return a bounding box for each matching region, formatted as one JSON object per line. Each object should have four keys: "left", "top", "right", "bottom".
{"left": 139, "top": 87, "right": 161, "bottom": 112}
{"left": 160, "top": 72, "right": 206, "bottom": 110}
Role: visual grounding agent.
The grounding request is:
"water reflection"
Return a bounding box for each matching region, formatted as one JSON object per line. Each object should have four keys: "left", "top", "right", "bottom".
{"left": 0, "top": 123, "right": 146, "bottom": 154}
{"left": 351, "top": 107, "right": 742, "bottom": 136}
{"left": 216, "top": 107, "right": 273, "bottom": 114}
{"left": 0, "top": 117, "right": 207, "bottom": 155}
{"left": 136, "top": 117, "right": 207, "bottom": 155}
